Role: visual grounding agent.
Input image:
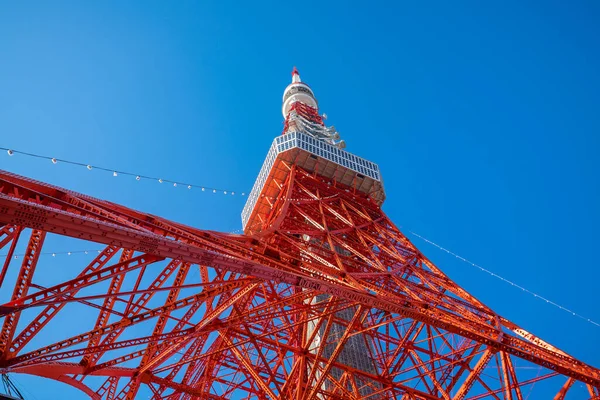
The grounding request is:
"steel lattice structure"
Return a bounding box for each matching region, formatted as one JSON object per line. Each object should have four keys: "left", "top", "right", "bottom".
{"left": 0, "top": 69, "right": 599, "bottom": 399}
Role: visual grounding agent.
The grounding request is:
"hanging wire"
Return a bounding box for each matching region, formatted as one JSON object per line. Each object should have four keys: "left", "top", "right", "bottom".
{"left": 1, "top": 147, "right": 240, "bottom": 196}
{"left": 1, "top": 147, "right": 341, "bottom": 202}
{"left": 0, "top": 226, "right": 244, "bottom": 260}
{"left": 0, "top": 226, "right": 246, "bottom": 261}
{"left": 0, "top": 249, "right": 103, "bottom": 259}
{"left": 408, "top": 230, "right": 600, "bottom": 328}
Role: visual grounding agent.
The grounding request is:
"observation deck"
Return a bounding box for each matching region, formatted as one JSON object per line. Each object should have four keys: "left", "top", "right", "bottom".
{"left": 241, "top": 131, "right": 385, "bottom": 233}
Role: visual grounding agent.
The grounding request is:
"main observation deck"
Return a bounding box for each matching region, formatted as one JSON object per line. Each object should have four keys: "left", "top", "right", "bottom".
{"left": 241, "top": 131, "right": 385, "bottom": 233}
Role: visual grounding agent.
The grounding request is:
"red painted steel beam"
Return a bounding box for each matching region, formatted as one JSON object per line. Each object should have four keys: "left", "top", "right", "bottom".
{"left": 0, "top": 230, "right": 45, "bottom": 358}
{"left": 0, "top": 225, "right": 21, "bottom": 287}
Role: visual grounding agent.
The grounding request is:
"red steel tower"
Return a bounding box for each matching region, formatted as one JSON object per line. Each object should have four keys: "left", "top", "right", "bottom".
{"left": 0, "top": 69, "right": 599, "bottom": 399}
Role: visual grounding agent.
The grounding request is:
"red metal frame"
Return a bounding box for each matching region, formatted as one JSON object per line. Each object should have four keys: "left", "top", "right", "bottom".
{"left": 282, "top": 101, "right": 325, "bottom": 135}
{"left": 0, "top": 168, "right": 599, "bottom": 399}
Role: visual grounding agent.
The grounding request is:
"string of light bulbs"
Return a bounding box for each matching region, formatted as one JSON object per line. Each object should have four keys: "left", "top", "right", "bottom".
{"left": 1, "top": 249, "right": 103, "bottom": 259}
{"left": 408, "top": 230, "right": 600, "bottom": 328}
{"left": 0, "top": 227, "right": 246, "bottom": 259}
{"left": 1, "top": 147, "right": 339, "bottom": 202}
{"left": 1, "top": 147, "right": 244, "bottom": 196}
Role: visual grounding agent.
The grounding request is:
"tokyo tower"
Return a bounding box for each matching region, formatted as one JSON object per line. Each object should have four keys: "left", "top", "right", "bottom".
{"left": 0, "top": 68, "right": 599, "bottom": 399}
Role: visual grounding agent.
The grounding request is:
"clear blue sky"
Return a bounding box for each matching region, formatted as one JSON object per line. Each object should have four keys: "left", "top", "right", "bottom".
{"left": 1, "top": 1, "right": 599, "bottom": 398}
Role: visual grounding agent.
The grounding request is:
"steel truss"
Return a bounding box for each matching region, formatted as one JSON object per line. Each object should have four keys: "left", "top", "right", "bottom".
{"left": 0, "top": 169, "right": 598, "bottom": 399}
